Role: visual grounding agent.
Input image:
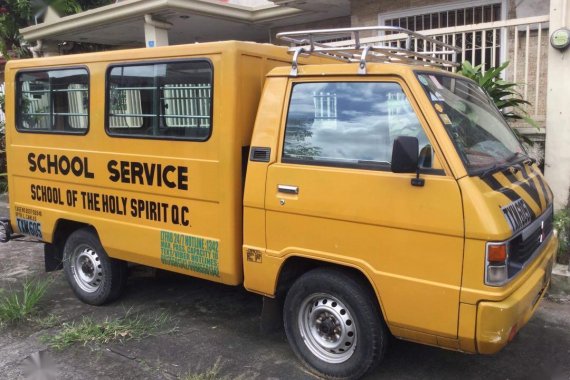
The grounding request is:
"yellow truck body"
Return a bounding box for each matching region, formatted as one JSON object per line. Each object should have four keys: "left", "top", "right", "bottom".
{"left": 3, "top": 39, "right": 558, "bottom": 379}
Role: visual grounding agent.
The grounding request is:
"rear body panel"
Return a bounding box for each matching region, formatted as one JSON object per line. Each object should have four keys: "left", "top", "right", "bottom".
{"left": 6, "top": 42, "right": 294, "bottom": 285}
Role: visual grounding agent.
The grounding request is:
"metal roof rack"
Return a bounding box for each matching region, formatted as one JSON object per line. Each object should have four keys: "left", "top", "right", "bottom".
{"left": 276, "top": 26, "right": 460, "bottom": 76}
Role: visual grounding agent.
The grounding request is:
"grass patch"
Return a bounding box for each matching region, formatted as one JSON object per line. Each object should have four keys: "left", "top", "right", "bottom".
{"left": 0, "top": 278, "right": 51, "bottom": 324}
{"left": 183, "top": 358, "right": 224, "bottom": 380}
{"left": 42, "top": 310, "right": 178, "bottom": 350}
{"left": 31, "top": 314, "right": 61, "bottom": 329}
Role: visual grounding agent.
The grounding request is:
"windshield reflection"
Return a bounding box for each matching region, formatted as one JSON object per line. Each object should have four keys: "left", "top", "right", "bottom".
{"left": 416, "top": 73, "right": 525, "bottom": 175}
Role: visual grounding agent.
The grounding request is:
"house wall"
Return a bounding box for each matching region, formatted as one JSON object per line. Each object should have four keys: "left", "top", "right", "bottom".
{"left": 505, "top": 28, "right": 550, "bottom": 130}
{"left": 544, "top": 0, "right": 570, "bottom": 210}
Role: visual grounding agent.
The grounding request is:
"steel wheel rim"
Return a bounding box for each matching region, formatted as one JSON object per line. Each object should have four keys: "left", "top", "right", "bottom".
{"left": 71, "top": 245, "right": 103, "bottom": 293}
{"left": 298, "top": 293, "right": 357, "bottom": 363}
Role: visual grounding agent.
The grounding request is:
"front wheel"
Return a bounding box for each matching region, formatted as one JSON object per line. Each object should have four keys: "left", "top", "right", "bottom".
{"left": 284, "top": 268, "right": 387, "bottom": 380}
{"left": 63, "top": 228, "right": 127, "bottom": 305}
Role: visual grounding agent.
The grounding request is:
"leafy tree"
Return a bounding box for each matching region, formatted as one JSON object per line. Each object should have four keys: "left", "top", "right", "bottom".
{"left": 0, "top": 0, "right": 112, "bottom": 58}
{"left": 0, "top": 0, "right": 111, "bottom": 190}
{"left": 75, "top": 0, "right": 111, "bottom": 9}
{"left": 0, "top": 0, "right": 33, "bottom": 58}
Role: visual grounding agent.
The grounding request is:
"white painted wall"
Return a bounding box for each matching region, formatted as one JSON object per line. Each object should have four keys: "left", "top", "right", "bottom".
{"left": 544, "top": 0, "right": 570, "bottom": 209}
{"left": 514, "top": 0, "right": 550, "bottom": 17}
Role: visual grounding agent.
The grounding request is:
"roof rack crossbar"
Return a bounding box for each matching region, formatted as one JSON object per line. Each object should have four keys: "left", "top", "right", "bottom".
{"left": 292, "top": 46, "right": 458, "bottom": 67}
{"left": 276, "top": 26, "right": 461, "bottom": 74}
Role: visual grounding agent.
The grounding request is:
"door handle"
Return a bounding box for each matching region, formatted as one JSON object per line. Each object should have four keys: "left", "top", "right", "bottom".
{"left": 277, "top": 185, "right": 299, "bottom": 195}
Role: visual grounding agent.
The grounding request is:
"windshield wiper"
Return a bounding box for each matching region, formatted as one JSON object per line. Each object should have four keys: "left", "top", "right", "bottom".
{"left": 478, "top": 164, "right": 503, "bottom": 178}
{"left": 507, "top": 151, "right": 535, "bottom": 165}
{"left": 474, "top": 151, "right": 535, "bottom": 178}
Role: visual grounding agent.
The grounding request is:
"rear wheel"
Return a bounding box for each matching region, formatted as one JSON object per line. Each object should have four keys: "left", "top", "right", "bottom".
{"left": 284, "top": 267, "right": 387, "bottom": 380}
{"left": 63, "top": 228, "right": 127, "bottom": 305}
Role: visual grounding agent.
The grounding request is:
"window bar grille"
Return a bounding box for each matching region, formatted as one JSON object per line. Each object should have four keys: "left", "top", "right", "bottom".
{"left": 471, "top": 31, "right": 476, "bottom": 64}
{"left": 461, "top": 32, "right": 466, "bottom": 63}
{"left": 452, "top": 33, "right": 457, "bottom": 72}
{"left": 524, "top": 24, "right": 530, "bottom": 100}
{"left": 492, "top": 29, "right": 497, "bottom": 67}
{"left": 514, "top": 27, "right": 519, "bottom": 83}
{"left": 482, "top": 30, "right": 487, "bottom": 74}
{"left": 535, "top": 23, "right": 542, "bottom": 116}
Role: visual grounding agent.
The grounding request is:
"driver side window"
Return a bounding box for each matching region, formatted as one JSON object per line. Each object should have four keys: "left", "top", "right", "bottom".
{"left": 282, "top": 81, "right": 432, "bottom": 169}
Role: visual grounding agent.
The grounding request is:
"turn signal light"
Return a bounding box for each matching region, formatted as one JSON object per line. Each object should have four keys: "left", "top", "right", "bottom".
{"left": 486, "top": 242, "right": 509, "bottom": 286}
{"left": 487, "top": 244, "right": 507, "bottom": 262}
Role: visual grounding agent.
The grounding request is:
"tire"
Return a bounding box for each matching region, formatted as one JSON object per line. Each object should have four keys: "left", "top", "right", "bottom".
{"left": 63, "top": 228, "right": 127, "bottom": 305}
{"left": 284, "top": 267, "right": 387, "bottom": 380}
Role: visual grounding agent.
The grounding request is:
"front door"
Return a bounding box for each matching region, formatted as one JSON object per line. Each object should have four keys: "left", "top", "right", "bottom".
{"left": 265, "top": 78, "right": 464, "bottom": 338}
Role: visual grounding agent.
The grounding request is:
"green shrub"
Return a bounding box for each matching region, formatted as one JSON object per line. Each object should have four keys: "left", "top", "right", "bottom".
{"left": 554, "top": 208, "right": 570, "bottom": 265}
{"left": 457, "top": 61, "right": 538, "bottom": 145}
{"left": 0, "top": 278, "right": 51, "bottom": 324}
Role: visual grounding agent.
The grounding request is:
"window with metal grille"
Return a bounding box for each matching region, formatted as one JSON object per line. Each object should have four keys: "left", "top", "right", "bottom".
{"left": 106, "top": 60, "right": 212, "bottom": 141}
{"left": 16, "top": 68, "right": 89, "bottom": 133}
{"left": 380, "top": 1, "right": 506, "bottom": 70}
{"left": 383, "top": 3, "right": 502, "bottom": 31}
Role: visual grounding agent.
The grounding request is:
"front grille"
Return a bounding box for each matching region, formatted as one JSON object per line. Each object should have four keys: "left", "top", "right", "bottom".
{"left": 507, "top": 208, "right": 553, "bottom": 278}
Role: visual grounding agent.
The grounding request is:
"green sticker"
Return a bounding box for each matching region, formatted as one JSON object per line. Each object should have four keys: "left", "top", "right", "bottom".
{"left": 160, "top": 231, "right": 220, "bottom": 277}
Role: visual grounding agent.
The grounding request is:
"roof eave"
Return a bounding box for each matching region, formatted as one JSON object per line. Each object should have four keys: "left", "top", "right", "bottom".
{"left": 20, "top": 0, "right": 303, "bottom": 41}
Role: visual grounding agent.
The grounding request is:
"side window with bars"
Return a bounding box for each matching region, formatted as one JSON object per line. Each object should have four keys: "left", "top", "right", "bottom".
{"left": 16, "top": 68, "right": 89, "bottom": 133}
{"left": 381, "top": 3, "right": 504, "bottom": 71}
{"left": 106, "top": 60, "right": 212, "bottom": 140}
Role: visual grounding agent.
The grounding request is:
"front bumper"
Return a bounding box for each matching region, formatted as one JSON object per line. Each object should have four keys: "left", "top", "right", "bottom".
{"left": 476, "top": 234, "right": 557, "bottom": 354}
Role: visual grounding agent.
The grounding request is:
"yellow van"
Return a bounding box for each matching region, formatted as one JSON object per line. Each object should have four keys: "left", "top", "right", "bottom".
{"left": 2, "top": 27, "right": 558, "bottom": 380}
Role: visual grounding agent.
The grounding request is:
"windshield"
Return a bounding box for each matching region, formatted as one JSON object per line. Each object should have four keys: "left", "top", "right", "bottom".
{"left": 415, "top": 72, "right": 525, "bottom": 175}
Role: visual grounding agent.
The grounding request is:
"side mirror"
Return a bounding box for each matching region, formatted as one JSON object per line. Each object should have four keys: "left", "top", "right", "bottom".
{"left": 391, "top": 136, "right": 419, "bottom": 173}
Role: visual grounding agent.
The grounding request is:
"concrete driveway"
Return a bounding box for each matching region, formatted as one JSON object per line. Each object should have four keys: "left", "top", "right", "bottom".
{"left": 1, "top": 200, "right": 569, "bottom": 380}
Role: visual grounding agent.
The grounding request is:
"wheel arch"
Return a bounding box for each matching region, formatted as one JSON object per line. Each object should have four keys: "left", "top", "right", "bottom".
{"left": 44, "top": 219, "right": 93, "bottom": 272}
{"left": 275, "top": 255, "right": 388, "bottom": 323}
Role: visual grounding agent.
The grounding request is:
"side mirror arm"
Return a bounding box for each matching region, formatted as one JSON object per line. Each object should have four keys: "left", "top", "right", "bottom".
{"left": 411, "top": 168, "right": 425, "bottom": 187}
